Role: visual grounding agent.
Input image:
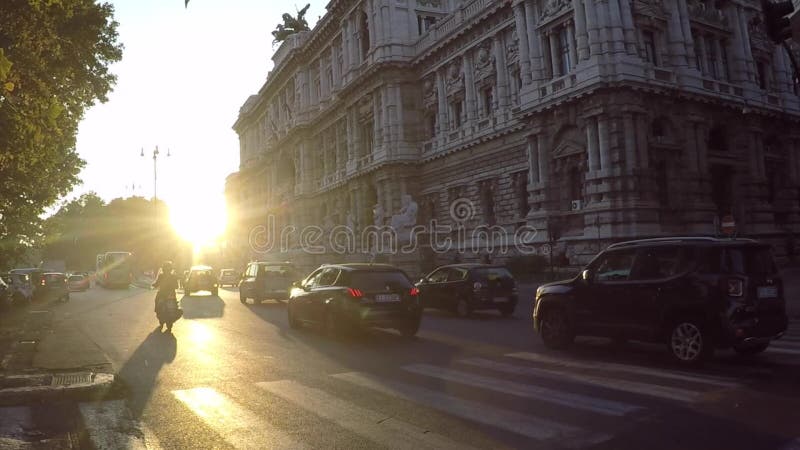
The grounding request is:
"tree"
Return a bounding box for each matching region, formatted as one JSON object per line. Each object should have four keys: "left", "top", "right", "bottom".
{"left": 271, "top": 4, "right": 311, "bottom": 44}
{"left": 0, "top": 0, "right": 123, "bottom": 268}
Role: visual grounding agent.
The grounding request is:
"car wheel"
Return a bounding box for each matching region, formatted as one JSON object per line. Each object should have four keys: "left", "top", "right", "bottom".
{"left": 211, "top": 288, "right": 218, "bottom": 297}
{"left": 239, "top": 291, "right": 247, "bottom": 304}
{"left": 667, "top": 318, "right": 713, "bottom": 365}
{"left": 455, "top": 298, "right": 472, "bottom": 318}
{"left": 539, "top": 307, "right": 574, "bottom": 350}
{"left": 399, "top": 320, "right": 420, "bottom": 339}
{"left": 733, "top": 342, "right": 769, "bottom": 356}
{"left": 288, "top": 305, "right": 301, "bottom": 329}
{"left": 499, "top": 304, "right": 515, "bottom": 317}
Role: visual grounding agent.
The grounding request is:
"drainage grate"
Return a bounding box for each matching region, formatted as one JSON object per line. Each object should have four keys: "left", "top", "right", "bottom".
{"left": 51, "top": 372, "right": 92, "bottom": 386}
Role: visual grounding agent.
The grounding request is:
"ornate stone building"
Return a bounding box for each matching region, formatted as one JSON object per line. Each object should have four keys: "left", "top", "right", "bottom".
{"left": 228, "top": 0, "right": 800, "bottom": 271}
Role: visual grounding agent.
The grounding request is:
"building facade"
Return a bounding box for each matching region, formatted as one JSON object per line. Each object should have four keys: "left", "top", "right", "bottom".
{"left": 228, "top": 0, "right": 800, "bottom": 271}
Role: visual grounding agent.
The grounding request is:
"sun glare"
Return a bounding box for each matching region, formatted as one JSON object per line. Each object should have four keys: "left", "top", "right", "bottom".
{"left": 170, "top": 194, "right": 226, "bottom": 248}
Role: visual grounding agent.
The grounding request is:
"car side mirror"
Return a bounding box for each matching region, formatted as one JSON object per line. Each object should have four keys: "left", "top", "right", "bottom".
{"left": 581, "top": 269, "right": 593, "bottom": 284}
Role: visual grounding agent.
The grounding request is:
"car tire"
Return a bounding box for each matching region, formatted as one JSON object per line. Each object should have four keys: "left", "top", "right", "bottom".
{"left": 733, "top": 342, "right": 769, "bottom": 356}
{"left": 211, "top": 288, "right": 218, "bottom": 297}
{"left": 499, "top": 304, "right": 515, "bottom": 318}
{"left": 455, "top": 298, "right": 473, "bottom": 318}
{"left": 288, "top": 305, "right": 301, "bottom": 329}
{"left": 399, "top": 320, "right": 420, "bottom": 339}
{"left": 239, "top": 291, "right": 247, "bottom": 304}
{"left": 539, "top": 307, "right": 574, "bottom": 350}
{"left": 666, "top": 318, "right": 713, "bottom": 366}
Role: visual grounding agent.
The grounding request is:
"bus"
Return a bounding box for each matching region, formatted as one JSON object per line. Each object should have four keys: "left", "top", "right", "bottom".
{"left": 96, "top": 251, "right": 134, "bottom": 288}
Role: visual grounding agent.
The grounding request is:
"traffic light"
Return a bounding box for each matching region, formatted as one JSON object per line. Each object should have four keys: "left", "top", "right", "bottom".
{"left": 762, "top": 0, "right": 795, "bottom": 43}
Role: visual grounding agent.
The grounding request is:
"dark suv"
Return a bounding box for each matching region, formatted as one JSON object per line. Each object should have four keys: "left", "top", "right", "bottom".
{"left": 288, "top": 264, "right": 422, "bottom": 338}
{"left": 239, "top": 261, "right": 298, "bottom": 304}
{"left": 416, "top": 264, "right": 518, "bottom": 317}
{"left": 533, "top": 237, "right": 789, "bottom": 365}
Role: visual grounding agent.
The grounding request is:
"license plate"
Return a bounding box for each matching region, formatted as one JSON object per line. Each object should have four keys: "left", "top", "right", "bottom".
{"left": 493, "top": 296, "right": 509, "bottom": 303}
{"left": 757, "top": 286, "right": 778, "bottom": 299}
{"left": 375, "top": 294, "right": 400, "bottom": 303}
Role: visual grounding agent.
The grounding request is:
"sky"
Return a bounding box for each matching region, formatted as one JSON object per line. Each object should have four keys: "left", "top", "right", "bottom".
{"left": 74, "top": 0, "right": 326, "bottom": 244}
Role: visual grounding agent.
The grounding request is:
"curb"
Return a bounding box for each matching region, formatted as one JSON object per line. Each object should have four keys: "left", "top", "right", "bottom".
{"left": 0, "top": 371, "right": 117, "bottom": 406}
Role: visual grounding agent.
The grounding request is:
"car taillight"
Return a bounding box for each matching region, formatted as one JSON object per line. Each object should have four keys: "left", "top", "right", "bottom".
{"left": 347, "top": 288, "right": 363, "bottom": 298}
{"left": 727, "top": 278, "right": 744, "bottom": 297}
{"left": 41, "top": 279, "right": 46, "bottom": 286}
{"left": 410, "top": 287, "right": 419, "bottom": 296}
{"left": 473, "top": 282, "right": 482, "bottom": 291}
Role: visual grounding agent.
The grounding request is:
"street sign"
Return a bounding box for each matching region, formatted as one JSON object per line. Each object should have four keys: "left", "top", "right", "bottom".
{"left": 721, "top": 214, "right": 736, "bottom": 236}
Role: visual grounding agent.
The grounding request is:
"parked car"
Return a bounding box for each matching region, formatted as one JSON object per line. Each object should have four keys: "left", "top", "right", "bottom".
{"left": 533, "top": 237, "right": 789, "bottom": 365}
{"left": 184, "top": 265, "right": 219, "bottom": 296}
{"left": 287, "top": 263, "right": 422, "bottom": 338}
{"left": 0, "top": 272, "right": 33, "bottom": 306}
{"left": 416, "top": 264, "right": 518, "bottom": 317}
{"left": 10, "top": 268, "right": 46, "bottom": 301}
{"left": 239, "top": 261, "right": 298, "bottom": 304}
{"left": 67, "top": 274, "right": 90, "bottom": 292}
{"left": 218, "top": 269, "right": 239, "bottom": 287}
{"left": 42, "top": 272, "right": 69, "bottom": 302}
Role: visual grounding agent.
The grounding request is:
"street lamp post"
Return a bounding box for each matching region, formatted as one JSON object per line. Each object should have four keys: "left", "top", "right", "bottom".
{"left": 140, "top": 146, "right": 170, "bottom": 203}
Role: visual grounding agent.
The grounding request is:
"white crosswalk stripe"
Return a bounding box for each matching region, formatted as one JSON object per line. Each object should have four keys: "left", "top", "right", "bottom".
{"left": 402, "top": 363, "right": 643, "bottom": 415}
{"left": 506, "top": 352, "right": 742, "bottom": 388}
{"left": 458, "top": 357, "right": 705, "bottom": 403}
{"left": 331, "top": 371, "right": 614, "bottom": 449}
{"left": 256, "top": 379, "right": 471, "bottom": 450}
{"left": 172, "top": 387, "right": 303, "bottom": 449}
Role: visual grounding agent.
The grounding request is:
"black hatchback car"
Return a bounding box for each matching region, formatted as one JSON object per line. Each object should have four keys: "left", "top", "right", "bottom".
{"left": 288, "top": 264, "right": 422, "bottom": 338}
{"left": 533, "top": 237, "right": 789, "bottom": 365}
{"left": 416, "top": 264, "right": 518, "bottom": 317}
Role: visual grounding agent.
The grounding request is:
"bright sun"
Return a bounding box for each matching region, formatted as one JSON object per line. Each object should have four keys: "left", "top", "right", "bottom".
{"left": 170, "top": 194, "right": 227, "bottom": 248}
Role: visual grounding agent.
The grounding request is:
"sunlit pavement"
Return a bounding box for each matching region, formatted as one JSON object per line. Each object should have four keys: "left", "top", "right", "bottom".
{"left": 2, "top": 285, "right": 800, "bottom": 449}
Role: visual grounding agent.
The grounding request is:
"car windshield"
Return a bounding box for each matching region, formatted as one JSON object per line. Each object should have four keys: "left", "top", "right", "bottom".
{"left": 347, "top": 271, "right": 413, "bottom": 292}
{"left": 68, "top": 275, "right": 84, "bottom": 282}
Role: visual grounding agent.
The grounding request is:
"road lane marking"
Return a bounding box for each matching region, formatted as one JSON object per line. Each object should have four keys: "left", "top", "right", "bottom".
{"left": 506, "top": 352, "right": 741, "bottom": 388}
{"left": 458, "top": 357, "right": 702, "bottom": 403}
{"left": 79, "top": 400, "right": 150, "bottom": 450}
{"left": 255, "top": 380, "right": 469, "bottom": 450}
{"left": 172, "top": 387, "right": 302, "bottom": 449}
{"left": 403, "top": 363, "right": 642, "bottom": 415}
{"left": 331, "top": 371, "right": 612, "bottom": 448}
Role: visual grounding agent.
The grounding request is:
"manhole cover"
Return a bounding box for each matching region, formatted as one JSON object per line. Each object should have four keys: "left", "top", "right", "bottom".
{"left": 51, "top": 373, "right": 92, "bottom": 386}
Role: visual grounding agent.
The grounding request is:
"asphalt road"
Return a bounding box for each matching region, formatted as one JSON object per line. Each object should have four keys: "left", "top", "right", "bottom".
{"left": 2, "top": 284, "right": 800, "bottom": 450}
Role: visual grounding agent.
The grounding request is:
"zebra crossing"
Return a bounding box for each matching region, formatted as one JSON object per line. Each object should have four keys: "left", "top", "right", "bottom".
{"left": 68, "top": 351, "right": 784, "bottom": 450}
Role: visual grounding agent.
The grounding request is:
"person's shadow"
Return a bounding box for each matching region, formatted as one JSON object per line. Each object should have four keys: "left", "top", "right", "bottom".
{"left": 117, "top": 328, "right": 177, "bottom": 418}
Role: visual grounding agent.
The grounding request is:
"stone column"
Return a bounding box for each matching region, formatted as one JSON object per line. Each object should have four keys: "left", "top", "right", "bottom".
{"left": 585, "top": 0, "right": 602, "bottom": 56}
{"left": 695, "top": 122, "right": 708, "bottom": 173}
{"left": 713, "top": 39, "right": 726, "bottom": 80}
{"left": 331, "top": 45, "right": 340, "bottom": 89}
{"left": 595, "top": 0, "right": 611, "bottom": 54}
{"left": 549, "top": 32, "right": 560, "bottom": 78}
{"left": 586, "top": 117, "right": 600, "bottom": 171}
{"left": 493, "top": 36, "right": 510, "bottom": 108}
{"left": 525, "top": 0, "right": 544, "bottom": 81}
{"left": 567, "top": 23, "right": 577, "bottom": 71}
{"left": 725, "top": 8, "right": 747, "bottom": 83}
{"left": 342, "top": 21, "right": 351, "bottom": 74}
{"left": 513, "top": 2, "right": 532, "bottom": 84}
{"left": 608, "top": 0, "right": 626, "bottom": 54}
{"left": 773, "top": 47, "right": 791, "bottom": 93}
{"left": 623, "top": 113, "right": 637, "bottom": 169}
{"left": 696, "top": 34, "right": 708, "bottom": 75}
{"left": 464, "top": 53, "right": 478, "bottom": 121}
{"left": 666, "top": 0, "right": 688, "bottom": 67}
{"left": 395, "top": 85, "right": 405, "bottom": 141}
{"left": 319, "top": 58, "right": 328, "bottom": 100}
{"left": 366, "top": 0, "right": 376, "bottom": 53}
{"left": 382, "top": 86, "right": 391, "bottom": 147}
{"left": 619, "top": 0, "right": 637, "bottom": 55}
{"left": 346, "top": 109, "right": 354, "bottom": 162}
{"left": 636, "top": 114, "right": 650, "bottom": 169}
{"left": 598, "top": 117, "right": 610, "bottom": 171}
{"left": 572, "top": 0, "right": 590, "bottom": 60}
{"left": 538, "top": 134, "right": 549, "bottom": 183}
{"left": 436, "top": 70, "right": 449, "bottom": 133}
{"left": 372, "top": 91, "right": 381, "bottom": 149}
{"left": 737, "top": 6, "right": 756, "bottom": 81}
{"left": 528, "top": 136, "right": 541, "bottom": 185}
{"left": 372, "top": 0, "right": 383, "bottom": 46}
{"left": 676, "top": 0, "right": 696, "bottom": 66}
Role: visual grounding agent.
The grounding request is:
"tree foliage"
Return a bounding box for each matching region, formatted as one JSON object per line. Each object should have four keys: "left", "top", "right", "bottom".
{"left": 272, "top": 4, "right": 311, "bottom": 44}
{"left": 40, "top": 194, "right": 190, "bottom": 272}
{"left": 0, "top": 0, "right": 123, "bottom": 268}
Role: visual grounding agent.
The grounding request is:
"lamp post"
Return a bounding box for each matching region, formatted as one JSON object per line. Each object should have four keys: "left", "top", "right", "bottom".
{"left": 140, "top": 146, "right": 170, "bottom": 203}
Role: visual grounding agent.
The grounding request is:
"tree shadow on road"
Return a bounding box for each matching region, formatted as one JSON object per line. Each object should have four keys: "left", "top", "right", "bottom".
{"left": 117, "top": 328, "right": 177, "bottom": 419}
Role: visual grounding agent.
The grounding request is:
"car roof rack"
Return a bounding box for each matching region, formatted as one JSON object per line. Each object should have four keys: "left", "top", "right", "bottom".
{"left": 607, "top": 236, "right": 757, "bottom": 249}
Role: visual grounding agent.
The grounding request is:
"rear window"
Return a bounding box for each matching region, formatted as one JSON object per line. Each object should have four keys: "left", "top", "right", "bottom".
{"left": 470, "top": 267, "right": 514, "bottom": 281}
{"left": 45, "top": 274, "right": 63, "bottom": 282}
{"left": 346, "top": 271, "right": 413, "bottom": 292}
{"left": 193, "top": 270, "right": 212, "bottom": 277}
{"left": 724, "top": 246, "right": 777, "bottom": 275}
{"left": 221, "top": 270, "right": 235, "bottom": 276}
{"left": 68, "top": 275, "right": 84, "bottom": 282}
